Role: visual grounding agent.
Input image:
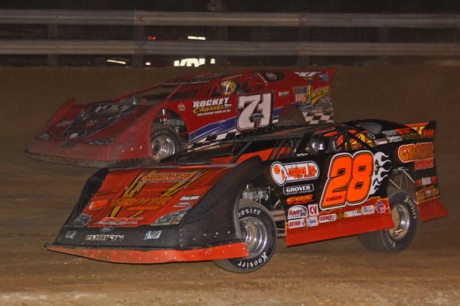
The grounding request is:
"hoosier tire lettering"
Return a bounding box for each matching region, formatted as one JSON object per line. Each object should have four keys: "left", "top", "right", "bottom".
{"left": 213, "top": 199, "right": 277, "bottom": 273}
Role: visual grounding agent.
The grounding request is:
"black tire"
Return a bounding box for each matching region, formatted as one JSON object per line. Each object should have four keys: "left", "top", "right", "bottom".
{"left": 150, "top": 123, "right": 181, "bottom": 161}
{"left": 358, "top": 191, "right": 418, "bottom": 253}
{"left": 213, "top": 199, "right": 277, "bottom": 273}
{"left": 277, "top": 104, "right": 305, "bottom": 126}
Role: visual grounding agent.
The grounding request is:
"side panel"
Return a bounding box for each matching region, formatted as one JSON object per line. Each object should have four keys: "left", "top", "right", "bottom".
{"left": 267, "top": 150, "right": 395, "bottom": 247}
{"left": 397, "top": 121, "right": 448, "bottom": 221}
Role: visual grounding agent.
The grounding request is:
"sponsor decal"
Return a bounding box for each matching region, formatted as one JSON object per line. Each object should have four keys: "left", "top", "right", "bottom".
{"left": 308, "top": 204, "right": 319, "bottom": 216}
{"left": 374, "top": 138, "right": 388, "bottom": 145}
{"left": 89, "top": 200, "right": 108, "bottom": 210}
{"left": 361, "top": 205, "right": 375, "bottom": 215}
{"left": 416, "top": 176, "right": 437, "bottom": 187}
{"left": 288, "top": 205, "right": 308, "bottom": 220}
{"left": 271, "top": 161, "right": 319, "bottom": 186}
{"left": 177, "top": 103, "right": 186, "bottom": 111}
{"left": 278, "top": 91, "right": 289, "bottom": 97}
{"left": 144, "top": 230, "right": 162, "bottom": 240}
{"left": 410, "top": 124, "right": 434, "bottom": 138}
{"left": 344, "top": 210, "right": 362, "bottom": 218}
{"left": 400, "top": 133, "right": 422, "bottom": 141}
{"left": 306, "top": 216, "right": 319, "bottom": 227}
{"left": 416, "top": 186, "right": 439, "bottom": 202}
{"left": 192, "top": 97, "right": 231, "bottom": 116}
{"left": 174, "top": 202, "right": 191, "bottom": 208}
{"left": 141, "top": 171, "right": 198, "bottom": 183}
{"left": 386, "top": 135, "right": 403, "bottom": 143}
{"left": 414, "top": 158, "right": 435, "bottom": 170}
{"left": 95, "top": 216, "right": 143, "bottom": 226}
{"left": 180, "top": 195, "right": 201, "bottom": 201}
{"left": 283, "top": 184, "right": 314, "bottom": 195}
{"left": 295, "top": 71, "right": 321, "bottom": 79}
{"left": 376, "top": 201, "right": 386, "bottom": 214}
{"left": 286, "top": 195, "right": 313, "bottom": 205}
{"left": 85, "top": 234, "right": 124, "bottom": 242}
{"left": 294, "top": 85, "right": 330, "bottom": 105}
{"left": 56, "top": 120, "right": 72, "bottom": 127}
{"left": 397, "top": 142, "right": 434, "bottom": 163}
{"left": 319, "top": 213, "right": 336, "bottom": 223}
{"left": 422, "top": 129, "right": 435, "bottom": 139}
{"left": 110, "top": 197, "right": 172, "bottom": 210}
{"left": 65, "top": 231, "right": 77, "bottom": 239}
{"left": 288, "top": 219, "right": 305, "bottom": 229}
{"left": 382, "top": 130, "right": 398, "bottom": 136}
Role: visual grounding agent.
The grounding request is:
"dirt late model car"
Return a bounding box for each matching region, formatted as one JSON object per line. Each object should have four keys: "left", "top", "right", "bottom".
{"left": 46, "top": 119, "right": 447, "bottom": 273}
{"left": 25, "top": 68, "right": 334, "bottom": 167}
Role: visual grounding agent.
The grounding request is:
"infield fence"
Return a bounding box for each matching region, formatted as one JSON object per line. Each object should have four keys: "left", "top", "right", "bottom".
{"left": 0, "top": 1, "right": 459, "bottom": 67}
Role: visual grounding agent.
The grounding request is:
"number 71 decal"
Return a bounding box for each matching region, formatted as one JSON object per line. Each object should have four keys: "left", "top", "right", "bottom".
{"left": 236, "top": 93, "right": 273, "bottom": 131}
{"left": 320, "top": 151, "right": 391, "bottom": 210}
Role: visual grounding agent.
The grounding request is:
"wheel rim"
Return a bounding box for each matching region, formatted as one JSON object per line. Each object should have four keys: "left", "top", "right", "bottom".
{"left": 388, "top": 203, "right": 411, "bottom": 241}
{"left": 240, "top": 216, "right": 269, "bottom": 258}
{"left": 151, "top": 135, "right": 176, "bottom": 160}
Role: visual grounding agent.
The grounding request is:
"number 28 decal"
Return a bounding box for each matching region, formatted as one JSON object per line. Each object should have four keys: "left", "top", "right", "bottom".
{"left": 320, "top": 151, "right": 390, "bottom": 210}
{"left": 236, "top": 93, "right": 273, "bottom": 131}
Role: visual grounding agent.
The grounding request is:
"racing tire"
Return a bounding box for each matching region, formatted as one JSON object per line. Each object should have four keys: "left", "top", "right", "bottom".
{"left": 358, "top": 191, "right": 418, "bottom": 253}
{"left": 213, "top": 199, "right": 277, "bottom": 273}
{"left": 150, "top": 123, "right": 181, "bottom": 161}
{"left": 277, "top": 104, "right": 305, "bottom": 126}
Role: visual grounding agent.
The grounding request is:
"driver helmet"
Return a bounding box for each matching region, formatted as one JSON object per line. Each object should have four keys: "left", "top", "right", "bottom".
{"left": 220, "top": 79, "right": 237, "bottom": 95}
{"left": 308, "top": 134, "right": 326, "bottom": 153}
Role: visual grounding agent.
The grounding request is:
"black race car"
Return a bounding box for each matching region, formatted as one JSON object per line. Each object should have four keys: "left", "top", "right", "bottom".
{"left": 46, "top": 119, "right": 447, "bottom": 273}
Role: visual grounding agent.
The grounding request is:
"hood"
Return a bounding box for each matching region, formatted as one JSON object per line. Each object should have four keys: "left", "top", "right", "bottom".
{"left": 54, "top": 101, "right": 152, "bottom": 141}
{"left": 69, "top": 165, "right": 234, "bottom": 229}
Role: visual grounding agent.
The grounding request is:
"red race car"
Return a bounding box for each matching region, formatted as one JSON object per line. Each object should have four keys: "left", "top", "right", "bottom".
{"left": 46, "top": 119, "right": 447, "bottom": 273}
{"left": 25, "top": 68, "right": 334, "bottom": 167}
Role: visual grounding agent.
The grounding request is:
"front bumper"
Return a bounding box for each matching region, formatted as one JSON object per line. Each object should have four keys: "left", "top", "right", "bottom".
{"left": 46, "top": 242, "right": 248, "bottom": 264}
{"left": 24, "top": 138, "right": 154, "bottom": 168}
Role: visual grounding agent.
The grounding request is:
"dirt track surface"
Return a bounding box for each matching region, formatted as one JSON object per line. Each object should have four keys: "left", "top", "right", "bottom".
{"left": 0, "top": 65, "right": 459, "bottom": 305}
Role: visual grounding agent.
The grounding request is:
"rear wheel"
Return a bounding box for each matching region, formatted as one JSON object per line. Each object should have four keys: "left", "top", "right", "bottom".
{"left": 277, "top": 105, "right": 305, "bottom": 126}
{"left": 150, "top": 123, "right": 181, "bottom": 161}
{"left": 213, "top": 199, "right": 277, "bottom": 273}
{"left": 358, "top": 191, "right": 418, "bottom": 253}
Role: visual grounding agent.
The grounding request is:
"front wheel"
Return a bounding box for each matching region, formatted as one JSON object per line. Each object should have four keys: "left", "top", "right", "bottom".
{"left": 358, "top": 191, "right": 418, "bottom": 253}
{"left": 150, "top": 123, "right": 181, "bottom": 161}
{"left": 213, "top": 199, "right": 277, "bottom": 273}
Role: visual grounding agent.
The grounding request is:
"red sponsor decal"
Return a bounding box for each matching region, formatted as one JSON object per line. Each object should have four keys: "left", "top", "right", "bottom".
{"left": 398, "top": 142, "right": 434, "bottom": 163}
{"left": 308, "top": 204, "right": 319, "bottom": 216}
{"left": 286, "top": 194, "right": 313, "bottom": 205}
{"left": 414, "top": 158, "right": 434, "bottom": 170}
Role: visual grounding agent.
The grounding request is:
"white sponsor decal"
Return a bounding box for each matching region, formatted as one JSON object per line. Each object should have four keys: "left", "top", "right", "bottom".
{"left": 288, "top": 205, "right": 308, "bottom": 220}
{"left": 85, "top": 234, "right": 124, "bottom": 242}
{"left": 319, "top": 214, "right": 336, "bottom": 223}
{"left": 361, "top": 205, "right": 375, "bottom": 215}
{"left": 283, "top": 184, "right": 314, "bottom": 195}
{"left": 344, "top": 210, "right": 362, "bottom": 218}
{"left": 271, "top": 161, "right": 319, "bottom": 186}
{"left": 288, "top": 219, "right": 305, "bottom": 229}
{"left": 306, "top": 216, "right": 319, "bottom": 227}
